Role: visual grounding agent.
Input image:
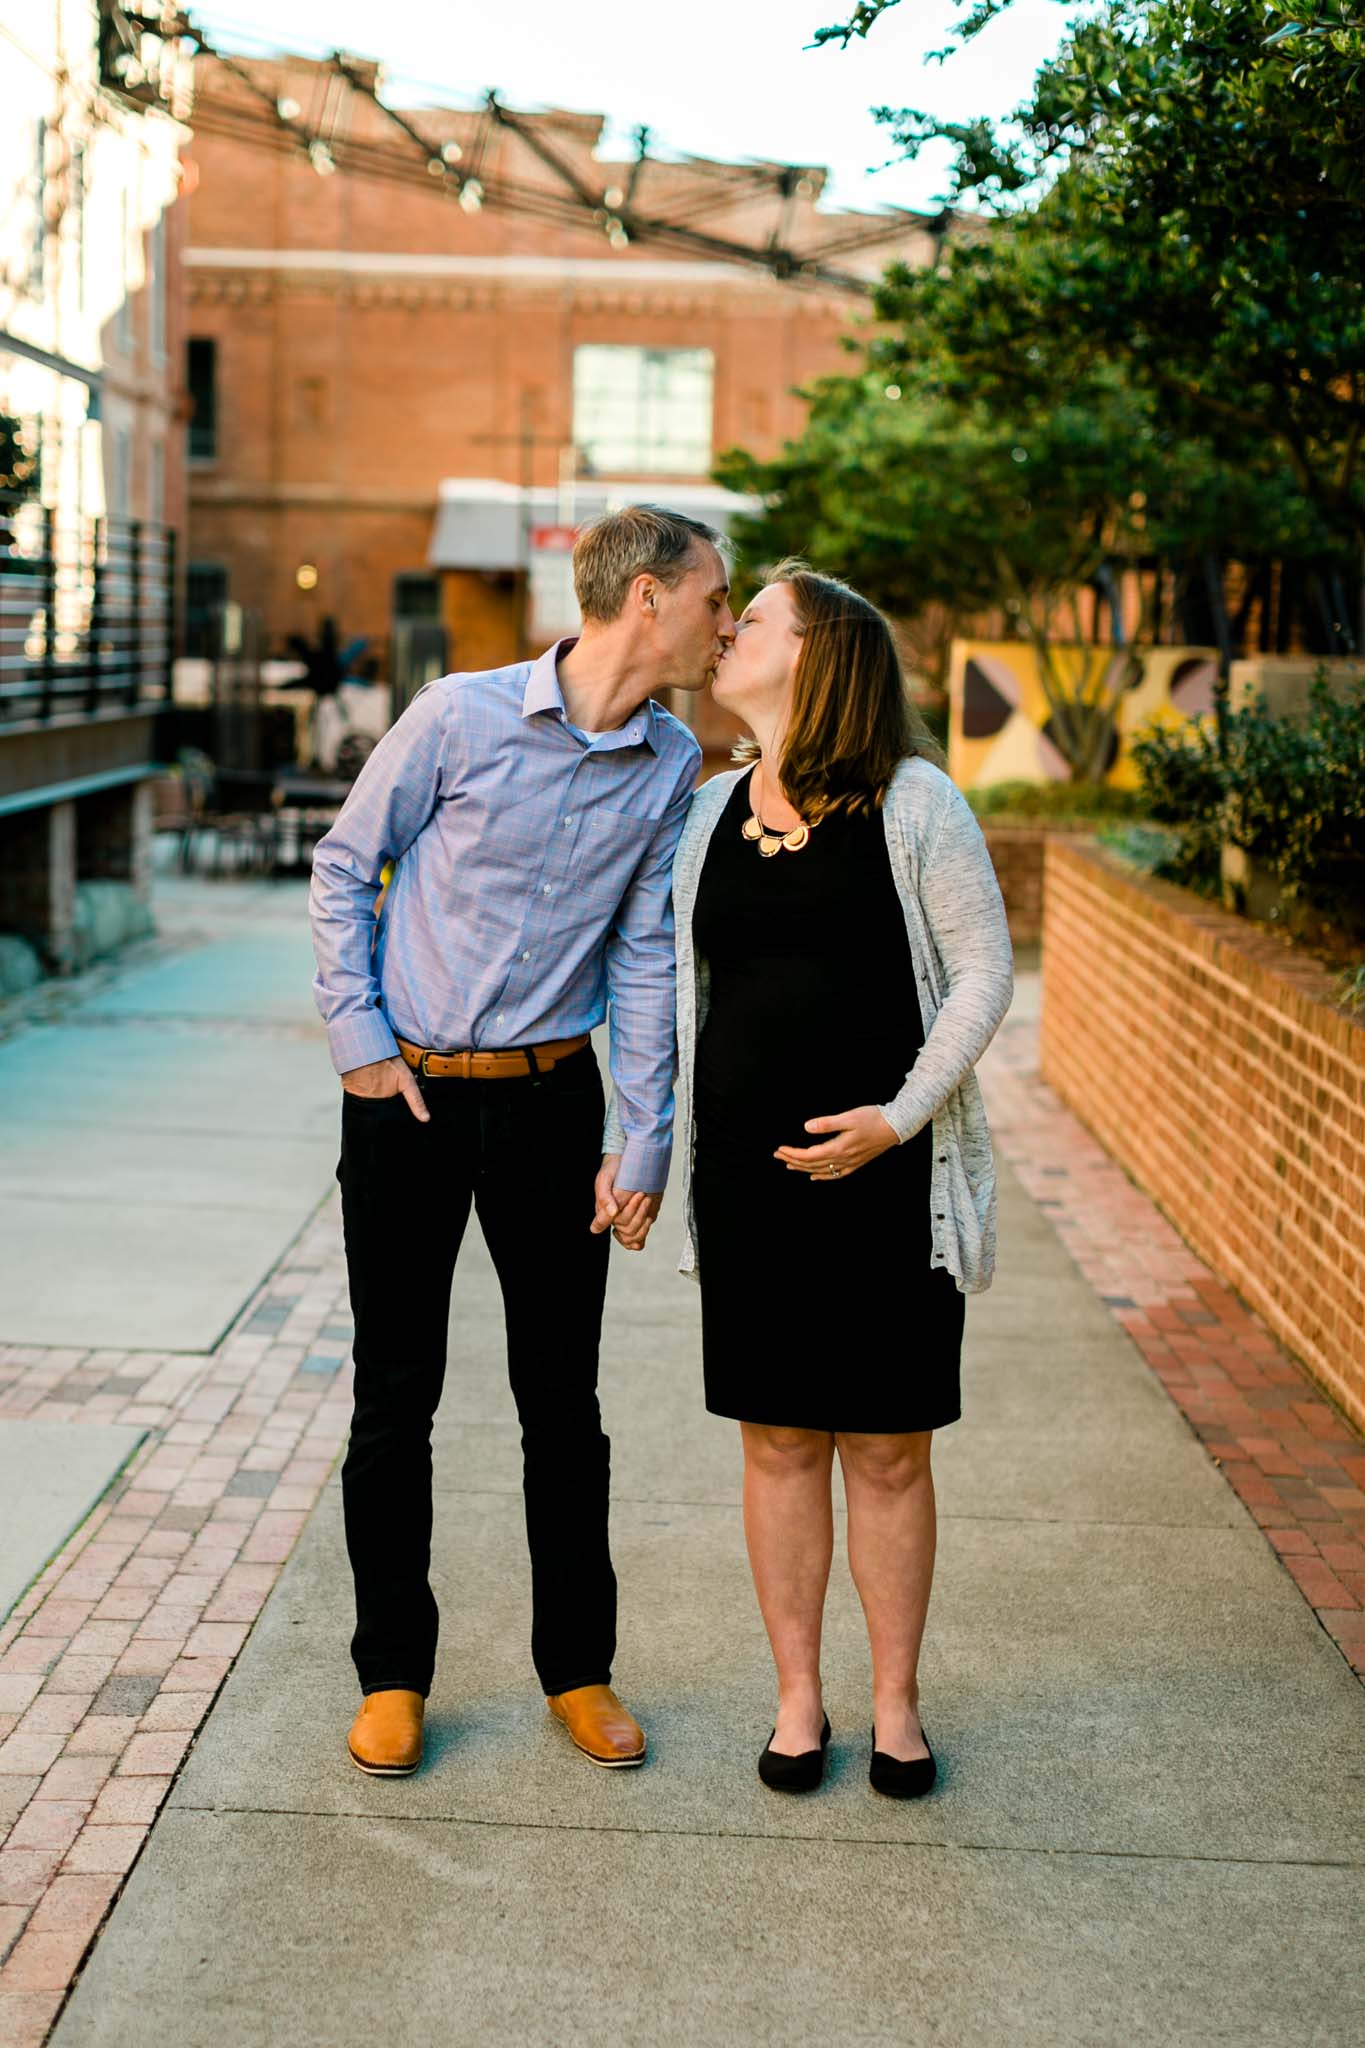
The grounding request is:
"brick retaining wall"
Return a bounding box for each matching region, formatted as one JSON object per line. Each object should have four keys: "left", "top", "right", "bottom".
{"left": 980, "top": 820, "right": 1095, "bottom": 944}
{"left": 1041, "top": 839, "right": 1365, "bottom": 1431}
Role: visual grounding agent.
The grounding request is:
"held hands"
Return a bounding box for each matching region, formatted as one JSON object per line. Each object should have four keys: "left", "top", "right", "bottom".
{"left": 340, "top": 1055, "right": 431, "bottom": 1122}
{"left": 775, "top": 1105, "right": 899, "bottom": 1180}
{"left": 591, "top": 1154, "right": 662, "bottom": 1252}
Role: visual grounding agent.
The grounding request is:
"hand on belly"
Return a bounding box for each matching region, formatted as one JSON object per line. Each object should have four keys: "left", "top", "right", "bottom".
{"left": 773, "top": 1104, "right": 901, "bottom": 1182}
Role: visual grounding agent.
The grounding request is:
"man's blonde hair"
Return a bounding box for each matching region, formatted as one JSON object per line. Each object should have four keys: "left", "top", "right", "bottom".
{"left": 572, "top": 504, "right": 726, "bottom": 622}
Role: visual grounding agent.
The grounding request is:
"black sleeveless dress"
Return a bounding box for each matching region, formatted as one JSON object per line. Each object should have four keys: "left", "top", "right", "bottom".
{"left": 691, "top": 772, "right": 964, "bottom": 1433}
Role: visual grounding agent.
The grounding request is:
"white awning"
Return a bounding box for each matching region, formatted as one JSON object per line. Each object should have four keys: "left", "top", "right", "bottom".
{"left": 426, "top": 478, "right": 761, "bottom": 572}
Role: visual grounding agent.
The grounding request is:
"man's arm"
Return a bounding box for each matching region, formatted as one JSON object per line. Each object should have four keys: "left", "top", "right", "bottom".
{"left": 600, "top": 776, "right": 694, "bottom": 1198}
{"left": 308, "top": 683, "right": 448, "bottom": 1074}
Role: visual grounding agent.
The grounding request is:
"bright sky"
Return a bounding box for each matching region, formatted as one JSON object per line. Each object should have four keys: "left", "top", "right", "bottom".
{"left": 188, "top": 0, "right": 1075, "bottom": 215}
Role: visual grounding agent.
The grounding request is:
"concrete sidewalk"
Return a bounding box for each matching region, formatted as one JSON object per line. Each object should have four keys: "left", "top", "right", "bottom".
{"left": 50, "top": 1150, "right": 1365, "bottom": 2044}
{"left": 0, "top": 876, "right": 338, "bottom": 1354}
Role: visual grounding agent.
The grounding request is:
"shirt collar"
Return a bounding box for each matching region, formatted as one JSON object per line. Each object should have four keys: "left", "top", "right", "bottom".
{"left": 521, "top": 639, "right": 659, "bottom": 754}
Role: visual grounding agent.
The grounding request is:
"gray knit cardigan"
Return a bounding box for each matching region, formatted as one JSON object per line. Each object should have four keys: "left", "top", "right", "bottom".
{"left": 604, "top": 755, "right": 1014, "bottom": 1292}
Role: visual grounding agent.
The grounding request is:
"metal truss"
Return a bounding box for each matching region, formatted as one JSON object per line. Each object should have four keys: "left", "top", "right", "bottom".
{"left": 135, "top": 7, "right": 938, "bottom": 296}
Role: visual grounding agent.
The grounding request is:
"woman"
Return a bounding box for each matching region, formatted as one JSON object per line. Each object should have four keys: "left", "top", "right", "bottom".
{"left": 627, "top": 563, "right": 1012, "bottom": 1797}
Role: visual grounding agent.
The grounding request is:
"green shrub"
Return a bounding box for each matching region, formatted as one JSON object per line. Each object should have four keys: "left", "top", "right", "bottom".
{"left": 1124, "top": 721, "right": 1226, "bottom": 887}
{"left": 1130, "top": 679, "right": 1365, "bottom": 910}
{"left": 966, "top": 779, "right": 1147, "bottom": 821}
{"left": 1096, "top": 821, "right": 1198, "bottom": 882}
{"left": 1097, "top": 822, "right": 1225, "bottom": 897}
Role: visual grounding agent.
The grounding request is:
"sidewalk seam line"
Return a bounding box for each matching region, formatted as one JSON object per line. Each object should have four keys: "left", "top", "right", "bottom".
{"left": 164, "top": 1802, "right": 1365, "bottom": 1869}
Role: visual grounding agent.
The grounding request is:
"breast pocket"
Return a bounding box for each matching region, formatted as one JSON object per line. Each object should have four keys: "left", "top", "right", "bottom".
{"left": 580, "top": 806, "right": 657, "bottom": 871}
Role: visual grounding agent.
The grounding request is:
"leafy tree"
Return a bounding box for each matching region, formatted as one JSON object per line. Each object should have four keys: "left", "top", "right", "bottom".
{"left": 718, "top": 350, "right": 1334, "bottom": 778}
{"left": 810, "top": 1, "right": 1365, "bottom": 553}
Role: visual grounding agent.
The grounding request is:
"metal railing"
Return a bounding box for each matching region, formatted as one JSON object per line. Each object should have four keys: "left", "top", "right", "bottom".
{"left": 0, "top": 502, "right": 176, "bottom": 728}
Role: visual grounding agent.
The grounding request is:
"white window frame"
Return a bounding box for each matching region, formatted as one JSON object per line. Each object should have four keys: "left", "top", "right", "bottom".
{"left": 572, "top": 345, "right": 714, "bottom": 476}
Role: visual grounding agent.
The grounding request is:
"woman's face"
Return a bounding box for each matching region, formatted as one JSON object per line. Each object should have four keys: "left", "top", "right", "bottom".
{"left": 710, "top": 580, "right": 803, "bottom": 730}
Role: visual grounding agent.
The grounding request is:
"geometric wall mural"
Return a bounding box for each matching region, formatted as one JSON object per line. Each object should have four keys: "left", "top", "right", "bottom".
{"left": 948, "top": 641, "right": 1220, "bottom": 790}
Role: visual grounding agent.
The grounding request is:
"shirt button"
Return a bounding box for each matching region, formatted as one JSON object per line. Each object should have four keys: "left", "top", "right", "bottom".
{"left": 563, "top": 816, "right": 573, "bottom": 828}
{"left": 521, "top": 950, "right": 531, "bottom": 962}
{"left": 542, "top": 883, "right": 553, "bottom": 895}
{"left": 497, "top": 1013, "right": 505, "bottom": 1025}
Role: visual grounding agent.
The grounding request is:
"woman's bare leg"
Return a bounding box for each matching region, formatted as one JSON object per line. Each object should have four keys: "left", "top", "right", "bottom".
{"left": 837, "top": 1430, "right": 936, "bottom": 1761}
{"left": 740, "top": 1423, "right": 835, "bottom": 1754}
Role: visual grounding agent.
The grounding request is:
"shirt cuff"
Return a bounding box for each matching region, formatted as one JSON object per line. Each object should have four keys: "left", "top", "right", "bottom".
{"left": 617, "top": 1134, "right": 671, "bottom": 1196}
{"left": 601, "top": 1097, "right": 627, "bottom": 1158}
{"left": 327, "top": 1007, "right": 402, "bottom": 1076}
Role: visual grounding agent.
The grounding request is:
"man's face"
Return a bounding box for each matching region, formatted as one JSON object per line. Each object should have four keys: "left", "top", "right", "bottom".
{"left": 650, "top": 544, "right": 736, "bottom": 692}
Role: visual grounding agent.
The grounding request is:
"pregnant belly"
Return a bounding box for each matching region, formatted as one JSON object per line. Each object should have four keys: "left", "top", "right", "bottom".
{"left": 695, "top": 1008, "right": 911, "bottom": 1142}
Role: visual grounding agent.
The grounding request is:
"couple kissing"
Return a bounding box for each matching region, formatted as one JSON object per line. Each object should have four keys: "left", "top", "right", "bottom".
{"left": 309, "top": 503, "right": 1011, "bottom": 1798}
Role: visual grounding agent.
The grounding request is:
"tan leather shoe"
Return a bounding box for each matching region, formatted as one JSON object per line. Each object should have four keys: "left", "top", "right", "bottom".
{"left": 546, "top": 1684, "right": 646, "bottom": 1768}
{"left": 347, "top": 1689, "right": 425, "bottom": 1776}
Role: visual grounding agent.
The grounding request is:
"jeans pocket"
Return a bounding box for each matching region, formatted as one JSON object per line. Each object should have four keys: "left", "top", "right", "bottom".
{"left": 537, "top": 1059, "right": 604, "bottom": 1150}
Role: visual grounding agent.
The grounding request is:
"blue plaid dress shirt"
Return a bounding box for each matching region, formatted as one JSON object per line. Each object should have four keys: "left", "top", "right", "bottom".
{"left": 308, "top": 640, "right": 702, "bottom": 1193}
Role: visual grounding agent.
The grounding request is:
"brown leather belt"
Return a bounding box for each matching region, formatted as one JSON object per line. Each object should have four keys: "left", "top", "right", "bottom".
{"left": 396, "top": 1033, "right": 590, "bottom": 1081}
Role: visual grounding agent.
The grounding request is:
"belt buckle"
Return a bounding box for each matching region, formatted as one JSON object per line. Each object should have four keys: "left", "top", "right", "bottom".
{"left": 418, "top": 1047, "right": 468, "bottom": 1080}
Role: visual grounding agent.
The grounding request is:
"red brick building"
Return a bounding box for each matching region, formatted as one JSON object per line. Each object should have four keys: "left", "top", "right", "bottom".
{"left": 182, "top": 53, "right": 944, "bottom": 749}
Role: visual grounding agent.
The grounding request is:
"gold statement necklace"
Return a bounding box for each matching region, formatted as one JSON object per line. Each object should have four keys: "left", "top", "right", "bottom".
{"left": 741, "top": 762, "right": 818, "bottom": 858}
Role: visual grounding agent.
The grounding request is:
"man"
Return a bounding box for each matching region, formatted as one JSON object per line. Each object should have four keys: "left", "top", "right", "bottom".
{"left": 309, "top": 504, "right": 735, "bottom": 1777}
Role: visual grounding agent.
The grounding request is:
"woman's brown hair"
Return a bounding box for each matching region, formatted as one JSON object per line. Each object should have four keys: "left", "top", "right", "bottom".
{"left": 734, "top": 560, "right": 945, "bottom": 821}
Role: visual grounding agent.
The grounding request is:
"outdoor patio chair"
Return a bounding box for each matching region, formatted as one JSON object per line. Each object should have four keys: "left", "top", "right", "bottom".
{"left": 172, "top": 750, "right": 276, "bottom": 876}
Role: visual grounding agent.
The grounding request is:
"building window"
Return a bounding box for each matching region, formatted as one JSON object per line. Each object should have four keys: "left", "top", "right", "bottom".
{"left": 185, "top": 562, "right": 228, "bottom": 656}
{"left": 392, "top": 572, "right": 440, "bottom": 620}
{"left": 572, "top": 346, "right": 714, "bottom": 475}
{"left": 109, "top": 427, "right": 131, "bottom": 517}
{"left": 114, "top": 186, "right": 133, "bottom": 351}
{"left": 149, "top": 214, "right": 166, "bottom": 360}
{"left": 149, "top": 440, "right": 164, "bottom": 525}
{"left": 73, "top": 146, "right": 86, "bottom": 315}
{"left": 187, "top": 338, "right": 217, "bottom": 460}
{"left": 28, "top": 120, "right": 46, "bottom": 297}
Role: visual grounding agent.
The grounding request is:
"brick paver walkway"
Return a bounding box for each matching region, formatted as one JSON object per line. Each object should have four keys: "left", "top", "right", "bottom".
{"left": 1, "top": 974, "right": 1361, "bottom": 2043}
{"left": 0, "top": 1201, "right": 356, "bottom": 2047}
{"left": 980, "top": 995, "right": 1365, "bottom": 1681}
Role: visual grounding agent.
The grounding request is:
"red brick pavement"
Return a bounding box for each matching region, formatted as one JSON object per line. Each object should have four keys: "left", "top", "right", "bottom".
{"left": 0, "top": 1203, "right": 355, "bottom": 2046}
{"left": 979, "top": 992, "right": 1365, "bottom": 1683}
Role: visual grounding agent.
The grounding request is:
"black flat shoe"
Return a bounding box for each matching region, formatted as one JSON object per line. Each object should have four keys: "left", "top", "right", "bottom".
{"left": 758, "top": 1714, "right": 831, "bottom": 1793}
{"left": 869, "top": 1726, "right": 937, "bottom": 1799}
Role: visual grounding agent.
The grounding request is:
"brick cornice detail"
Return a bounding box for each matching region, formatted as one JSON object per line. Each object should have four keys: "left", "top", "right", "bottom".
{"left": 186, "top": 269, "right": 841, "bottom": 319}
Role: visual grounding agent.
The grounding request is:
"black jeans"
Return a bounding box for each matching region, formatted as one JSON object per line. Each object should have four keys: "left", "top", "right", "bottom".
{"left": 336, "top": 1045, "right": 614, "bottom": 1698}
